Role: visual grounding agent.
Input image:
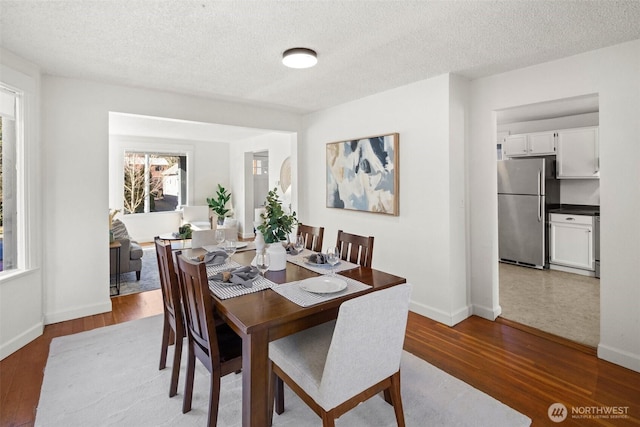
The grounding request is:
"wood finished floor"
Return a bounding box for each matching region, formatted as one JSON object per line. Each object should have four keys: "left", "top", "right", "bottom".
{"left": 1, "top": 289, "right": 639, "bottom": 427}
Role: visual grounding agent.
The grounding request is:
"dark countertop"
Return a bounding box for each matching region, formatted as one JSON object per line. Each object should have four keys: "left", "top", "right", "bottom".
{"left": 548, "top": 204, "right": 600, "bottom": 216}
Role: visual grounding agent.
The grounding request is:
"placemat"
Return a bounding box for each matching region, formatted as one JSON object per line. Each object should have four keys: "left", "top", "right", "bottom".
{"left": 287, "top": 249, "right": 360, "bottom": 275}
{"left": 272, "top": 276, "right": 371, "bottom": 307}
{"left": 205, "top": 260, "right": 275, "bottom": 300}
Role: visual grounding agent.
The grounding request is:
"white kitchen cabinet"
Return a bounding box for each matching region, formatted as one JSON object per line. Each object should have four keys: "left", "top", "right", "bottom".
{"left": 549, "top": 213, "right": 594, "bottom": 271}
{"left": 503, "top": 131, "right": 556, "bottom": 157}
{"left": 556, "top": 126, "right": 599, "bottom": 179}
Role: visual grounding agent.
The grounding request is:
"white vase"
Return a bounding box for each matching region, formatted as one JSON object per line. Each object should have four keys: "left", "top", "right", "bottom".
{"left": 266, "top": 241, "right": 287, "bottom": 271}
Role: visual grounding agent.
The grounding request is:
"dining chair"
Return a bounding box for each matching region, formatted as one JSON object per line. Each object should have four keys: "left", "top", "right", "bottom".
{"left": 268, "top": 283, "right": 412, "bottom": 427}
{"left": 335, "top": 230, "right": 375, "bottom": 267}
{"left": 296, "top": 223, "right": 325, "bottom": 252}
{"left": 154, "top": 236, "right": 185, "bottom": 397}
{"left": 175, "top": 254, "right": 243, "bottom": 427}
{"left": 191, "top": 229, "right": 220, "bottom": 249}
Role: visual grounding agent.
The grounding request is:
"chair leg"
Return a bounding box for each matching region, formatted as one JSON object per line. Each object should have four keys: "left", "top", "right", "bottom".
{"left": 136, "top": 270, "right": 141, "bottom": 280}
{"left": 321, "top": 410, "right": 336, "bottom": 427}
{"left": 206, "top": 372, "right": 221, "bottom": 427}
{"left": 159, "top": 316, "right": 170, "bottom": 370}
{"left": 169, "top": 331, "right": 183, "bottom": 397}
{"left": 389, "top": 372, "right": 406, "bottom": 427}
{"left": 182, "top": 346, "right": 196, "bottom": 413}
{"left": 275, "top": 374, "right": 284, "bottom": 415}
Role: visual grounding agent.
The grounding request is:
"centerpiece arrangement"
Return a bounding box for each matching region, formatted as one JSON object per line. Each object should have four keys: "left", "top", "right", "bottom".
{"left": 207, "top": 184, "right": 232, "bottom": 225}
{"left": 256, "top": 187, "right": 297, "bottom": 271}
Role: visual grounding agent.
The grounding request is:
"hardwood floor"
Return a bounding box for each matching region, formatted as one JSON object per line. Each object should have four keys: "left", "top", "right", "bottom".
{"left": 1, "top": 290, "right": 639, "bottom": 427}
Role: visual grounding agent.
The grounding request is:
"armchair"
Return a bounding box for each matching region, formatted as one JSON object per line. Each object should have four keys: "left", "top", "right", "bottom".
{"left": 109, "top": 219, "right": 143, "bottom": 280}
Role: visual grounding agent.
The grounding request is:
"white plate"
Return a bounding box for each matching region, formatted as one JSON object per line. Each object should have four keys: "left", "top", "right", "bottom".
{"left": 299, "top": 276, "right": 347, "bottom": 294}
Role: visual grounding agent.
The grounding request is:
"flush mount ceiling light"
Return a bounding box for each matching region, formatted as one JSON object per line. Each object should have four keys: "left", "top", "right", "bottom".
{"left": 282, "top": 48, "right": 317, "bottom": 69}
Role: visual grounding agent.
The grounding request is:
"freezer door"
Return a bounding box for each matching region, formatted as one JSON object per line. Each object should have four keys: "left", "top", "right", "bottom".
{"left": 498, "top": 194, "right": 546, "bottom": 267}
{"left": 497, "top": 158, "right": 545, "bottom": 196}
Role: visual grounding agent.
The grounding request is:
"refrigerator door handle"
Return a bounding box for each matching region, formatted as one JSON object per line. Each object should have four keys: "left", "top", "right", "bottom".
{"left": 537, "top": 169, "right": 542, "bottom": 222}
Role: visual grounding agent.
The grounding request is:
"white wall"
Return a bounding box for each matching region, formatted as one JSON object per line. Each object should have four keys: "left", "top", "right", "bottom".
{"left": 300, "top": 73, "right": 470, "bottom": 326}
{"left": 229, "top": 132, "right": 295, "bottom": 238}
{"left": 468, "top": 39, "right": 640, "bottom": 372}
{"left": 41, "top": 76, "right": 301, "bottom": 325}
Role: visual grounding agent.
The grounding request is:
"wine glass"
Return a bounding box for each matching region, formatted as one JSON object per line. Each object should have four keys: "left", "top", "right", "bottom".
{"left": 224, "top": 240, "right": 237, "bottom": 258}
{"left": 214, "top": 229, "right": 225, "bottom": 247}
{"left": 325, "top": 246, "right": 340, "bottom": 276}
{"left": 294, "top": 235, "right": 305, "bottom": 254}
{"left": 256, "top": 251, "right": 271, "bottom": 277}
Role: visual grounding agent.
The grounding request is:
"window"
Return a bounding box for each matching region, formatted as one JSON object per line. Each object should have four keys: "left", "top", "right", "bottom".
{"left": 123, "top": 151, "right": 186, "bottom": 214}
{"left": 253, "top": 158, "right": 268, "bottom": 175}
{"left": 0, "top": 86, "right": 21, "bottom": 272}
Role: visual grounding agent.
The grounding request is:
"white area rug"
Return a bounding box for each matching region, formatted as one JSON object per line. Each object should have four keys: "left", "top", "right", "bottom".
{"left": 36, "top": 315, "right": 530, "bottom": 427}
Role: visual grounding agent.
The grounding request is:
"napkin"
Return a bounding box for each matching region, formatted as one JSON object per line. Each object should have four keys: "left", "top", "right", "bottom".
{"left": 201, "top": 251, "right": 228, "bottom": 265}
{"left": 307, "top": 252, "right": 327, "bottom": 264}
{"left": 285, "top": 243, "right": 301, "bottom": 255}
{"left": 209, "top": 266, "right": 260, "bottom": 288}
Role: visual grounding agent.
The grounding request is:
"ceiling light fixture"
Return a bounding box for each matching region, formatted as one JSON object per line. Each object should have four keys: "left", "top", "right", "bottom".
{"left": 282, "top": 48, "right": 317, "bottom": 69}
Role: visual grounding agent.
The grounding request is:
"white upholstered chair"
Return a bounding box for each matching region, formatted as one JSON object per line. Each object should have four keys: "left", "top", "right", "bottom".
{"left": 181, "top": 206, "right": 212, "bottom": 231}
{"left": 217, "top": 217, "right": 238, "bottom": 240}
{"left": 268, "top": 283, "right": 412, "bottom": 427}
{"left": 191, "top": 229, "right": 220, "bottom": 249}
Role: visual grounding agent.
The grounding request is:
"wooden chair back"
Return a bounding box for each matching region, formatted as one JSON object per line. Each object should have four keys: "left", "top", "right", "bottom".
{"left": 154, "top": 236, "right": 185, "bottom": 397}
{"left": 297, "top": 223, "right": 325, "bottom": 252}
{"left": 175, "top": 254, "right": 242, "bottom": 427}
{"left": 335, "top": 230, "right": 375, "bottom": 267}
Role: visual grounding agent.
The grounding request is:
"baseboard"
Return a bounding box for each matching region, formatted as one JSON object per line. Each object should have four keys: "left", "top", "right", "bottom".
{"left": 44, "top": 300, "right": 113, "bottom": 325}
{"left": 472, "top": 303, "right": 502, "bottom": 321}
{"left": 598, "top": 343, "right": 640, "bottom": 373}
{"left": 0, "top": 320, "right": 44, "bottom": 360}
{"left": 409, "top": 301, "right": 471, "bottom": 327}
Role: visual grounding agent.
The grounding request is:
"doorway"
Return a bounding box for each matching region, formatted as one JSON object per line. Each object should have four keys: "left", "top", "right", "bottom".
{"left": 496, "top": 95, "right": 600, "bottom": 348}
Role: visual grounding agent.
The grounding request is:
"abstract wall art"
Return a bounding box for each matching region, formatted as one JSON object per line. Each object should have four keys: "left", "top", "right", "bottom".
{"left": 326, "top": 133, "right": 399, "bottom": 215}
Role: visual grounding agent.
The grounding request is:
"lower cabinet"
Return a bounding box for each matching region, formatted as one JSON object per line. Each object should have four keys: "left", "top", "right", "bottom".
{"left": 549, "top": 213, "right": 594, "bottom": 271}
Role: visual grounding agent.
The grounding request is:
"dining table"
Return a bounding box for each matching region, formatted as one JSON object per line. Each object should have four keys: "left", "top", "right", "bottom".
{"left": 182, "top": 247, "right": 407, "bottom": 427}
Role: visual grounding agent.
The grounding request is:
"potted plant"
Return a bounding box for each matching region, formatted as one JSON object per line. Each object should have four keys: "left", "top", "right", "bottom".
{"left": 256, "top": 187, "right": 297, "bottom": 271}
{"left": 207, "top": 184, "right": 232, "bottom": 225}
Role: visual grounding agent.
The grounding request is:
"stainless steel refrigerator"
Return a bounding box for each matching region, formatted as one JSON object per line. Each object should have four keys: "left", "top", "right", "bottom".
{"left": 497, "top": 157, "right": 559, "bottom": 268}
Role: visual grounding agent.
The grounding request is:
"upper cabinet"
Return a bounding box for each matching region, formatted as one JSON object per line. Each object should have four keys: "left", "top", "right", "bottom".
{"left": 556, "top": 126, "right": 599, "bottom": 179}
{"left": 503, "top": 131, "right": 556, "bottom": 157}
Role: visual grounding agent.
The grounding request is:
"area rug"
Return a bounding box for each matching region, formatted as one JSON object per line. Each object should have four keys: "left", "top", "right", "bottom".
{"left": 113, "top": 247, "right": 160, "bottom": 297}
{"left": 36, "top": 315, "right": 531, "bottom": 427}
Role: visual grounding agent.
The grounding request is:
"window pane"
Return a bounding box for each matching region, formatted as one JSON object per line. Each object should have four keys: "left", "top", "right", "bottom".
{"left": 0, "top": 88, "right": 18, "bottom": 272}
{"left": 123, "top": 152, "right": 186, "bottom": 214}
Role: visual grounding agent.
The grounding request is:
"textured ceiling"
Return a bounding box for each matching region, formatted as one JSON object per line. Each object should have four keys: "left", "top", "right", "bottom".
{"left": 1, "top": 1, "right": 640, "bottom": 114}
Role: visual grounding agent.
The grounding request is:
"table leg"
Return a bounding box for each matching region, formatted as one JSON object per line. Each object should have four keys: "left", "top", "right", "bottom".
{"left": 242, "top": 329, "right": 270, "bottom": 427}
{"left": 115, "top": 246, "right": 121, "bottom": 295}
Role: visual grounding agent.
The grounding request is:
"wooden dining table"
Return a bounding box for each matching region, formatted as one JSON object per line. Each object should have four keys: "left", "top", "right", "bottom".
{"left": 183, "top": 248, "right": 407, "bottom": 427}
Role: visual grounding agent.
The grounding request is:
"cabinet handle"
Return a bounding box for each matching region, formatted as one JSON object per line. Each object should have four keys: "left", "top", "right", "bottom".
{"left": 595, "top": 157, "right": 600, "bottom": 174}
{"left": 566, "top": 217, "right": 575, "bottom": 221}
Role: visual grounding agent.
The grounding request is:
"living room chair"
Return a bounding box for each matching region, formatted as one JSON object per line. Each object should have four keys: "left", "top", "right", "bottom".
{"left": 181, "top": 205, "right": 212, "bottom": 231}
{"left": 297, "top": 223, "right": 324, "bottom": 252}
{"left": 154, "top": 237, "right": 185, "bottom": 397}
{"left": 110, "top": 219, "right": 143, "bottom": 280}
{"left": 175, "top": 254, "right": 243, "bottom": 427}
{"left": 269, "top": 283, "right": 412, "bottom": 427}
{"left": 335, "top": 229, "right": 375, "bottom": 267}
{"left": 191, "top": 229, "right": 220, "bottom": 249}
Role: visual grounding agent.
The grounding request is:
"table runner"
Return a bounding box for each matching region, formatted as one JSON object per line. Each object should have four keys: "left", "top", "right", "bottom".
{"left": 287, "top": 249, "right": 360, "bottom": 275}
{"left": 205, "top": 260, "right": 275, "bottom": 299}
{"left": 271, "top": 276, "right": 371, "bottom": 307}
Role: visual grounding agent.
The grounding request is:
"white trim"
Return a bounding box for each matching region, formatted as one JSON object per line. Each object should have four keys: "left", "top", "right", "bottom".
{"left": 410, "top": 301, "right": 472, "bottom": 327}
{"left": 44, "top": 300, "right": 113, "bottom": 325}
{"left": 0, "top": 320, "right": 43, "bottom": 360}
{"left": 598, "top": 343, "right": 640, "bottom": 373}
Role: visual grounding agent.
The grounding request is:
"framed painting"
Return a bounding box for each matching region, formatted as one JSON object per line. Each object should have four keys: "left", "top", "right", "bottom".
{"left": 326, "top": 133, "right": 399, "bottom": 215}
